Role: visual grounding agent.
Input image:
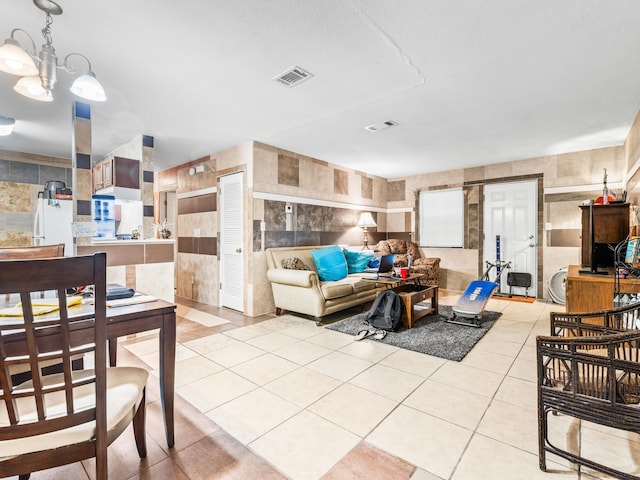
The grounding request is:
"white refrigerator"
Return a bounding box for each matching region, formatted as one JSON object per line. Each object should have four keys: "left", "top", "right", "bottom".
{"left": 33, "top": 198, "right": 74, "bottom": 255}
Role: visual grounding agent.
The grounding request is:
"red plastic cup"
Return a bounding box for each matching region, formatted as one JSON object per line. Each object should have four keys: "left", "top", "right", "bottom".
{"left": 400, "top": 267, "right": 408, "bottom": 279}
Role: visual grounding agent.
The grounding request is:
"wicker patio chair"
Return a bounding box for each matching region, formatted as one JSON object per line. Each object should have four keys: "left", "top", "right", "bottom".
{"left": 537, "top": 330, "right": 640, "bottom": 479}
{"left": 550, "top": 302, "right": 640, "bottom": 338}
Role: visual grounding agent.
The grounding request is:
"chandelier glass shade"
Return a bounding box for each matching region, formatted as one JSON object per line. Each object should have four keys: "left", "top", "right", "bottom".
{"left": 14, "top": 75, "right": 53, "bottom": 102}
{"left": 0, "top": 38, "right": 38, "bottom": 76}
{"left": 0, "top": 116, "right": 16, "bottom": 136}
{"left": 0, "top": 0, "right": 106, "bottom": 103}
{"left": 69, "top": 69, "right": 106, "bottom": 102}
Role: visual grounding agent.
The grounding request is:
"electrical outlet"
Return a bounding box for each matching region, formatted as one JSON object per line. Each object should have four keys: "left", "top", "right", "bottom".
{"left": 285, "top": 204, "right": 293, "bottom": 214}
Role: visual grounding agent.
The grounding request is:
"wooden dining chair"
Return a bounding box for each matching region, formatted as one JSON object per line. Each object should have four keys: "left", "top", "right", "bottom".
{"left": 0, "top": 243, "right": 65, "bottom": 260}
{"left": 0, "top": 244, "right": 65, "bottom": 302}
{"left": 0, "top": 253, "right": 148, "bottom": 480}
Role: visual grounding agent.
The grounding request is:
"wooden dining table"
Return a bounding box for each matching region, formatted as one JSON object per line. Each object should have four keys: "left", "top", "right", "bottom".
{"left": 0, "top": 296, "right": 177, "bottom": 448}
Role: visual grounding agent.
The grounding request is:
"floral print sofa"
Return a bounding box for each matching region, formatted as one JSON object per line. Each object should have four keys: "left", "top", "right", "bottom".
{"left": 373, "top": 239, "right": 440, "bottom": 286}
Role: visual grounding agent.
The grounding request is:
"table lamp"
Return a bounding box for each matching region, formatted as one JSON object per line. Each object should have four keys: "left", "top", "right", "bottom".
{"left": 356, "top": 212, "right": 377, "bottom": 249}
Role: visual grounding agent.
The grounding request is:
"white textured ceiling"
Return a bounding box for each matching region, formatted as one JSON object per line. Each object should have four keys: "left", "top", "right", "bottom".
{"left": 1, "top": 0, "right": 639, "bottom": 179}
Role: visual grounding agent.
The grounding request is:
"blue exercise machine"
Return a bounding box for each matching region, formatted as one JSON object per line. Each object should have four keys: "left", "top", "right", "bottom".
{"left": 448, "top": 235, "right": 511, "bottom": 328}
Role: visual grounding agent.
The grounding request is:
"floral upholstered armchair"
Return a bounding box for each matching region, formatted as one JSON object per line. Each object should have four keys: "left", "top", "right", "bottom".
{"left": 373, "top": 239, "right": 440, "bottom": 286}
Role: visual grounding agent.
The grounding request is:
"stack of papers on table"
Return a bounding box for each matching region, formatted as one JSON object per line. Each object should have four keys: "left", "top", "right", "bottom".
{"left": 106, "top": 294, "right": 156, "bottom": 307}
{"left": 0, "top": 296, "right": 83, "bottom": 317}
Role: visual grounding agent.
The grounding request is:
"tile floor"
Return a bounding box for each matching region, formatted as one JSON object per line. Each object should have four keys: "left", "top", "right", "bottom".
{"left": 12, "top": 291, "right": 640, "bottom": 479}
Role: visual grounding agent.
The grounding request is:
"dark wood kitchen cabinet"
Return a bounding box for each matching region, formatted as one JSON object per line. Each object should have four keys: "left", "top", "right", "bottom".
{"left": 93, "top": 157, "right": 140, "bottom": 193}
{"left": 92, "top": 161, "right": 104, "bottom": 192}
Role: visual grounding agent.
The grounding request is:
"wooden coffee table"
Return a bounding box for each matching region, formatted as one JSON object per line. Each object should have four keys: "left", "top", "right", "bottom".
{"left": 393, "top": 284, "right": 438, "bottom": 329}
{"left": 362, "top": 272, "right": 425, "bottom": 289}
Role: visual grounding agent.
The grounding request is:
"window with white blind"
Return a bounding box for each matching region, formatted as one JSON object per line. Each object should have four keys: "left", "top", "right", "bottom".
{"left": 419, "top": 188, "right": 464, "bottom": 247}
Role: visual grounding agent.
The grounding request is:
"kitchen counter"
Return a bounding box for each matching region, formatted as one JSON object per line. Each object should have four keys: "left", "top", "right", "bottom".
{"left": 77, "top": 240, "right": 175, "bottom": 302}
{"left": 91, "top": 238, "right": 175, "bottom": 245}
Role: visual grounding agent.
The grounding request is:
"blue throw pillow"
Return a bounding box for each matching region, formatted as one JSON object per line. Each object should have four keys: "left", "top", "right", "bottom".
{"left": 343, "top": 249, "right": 375, "bottom": 274}
{"left": 367, "top": 256, "right": 381, "bottom": 269}
{"left": 311, "top": 246, "right": 348, "bottom": 281}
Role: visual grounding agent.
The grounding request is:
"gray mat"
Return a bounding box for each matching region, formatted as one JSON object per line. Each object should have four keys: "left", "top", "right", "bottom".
{"left": 324, "top": 305, "right": 501, "bottom": 361}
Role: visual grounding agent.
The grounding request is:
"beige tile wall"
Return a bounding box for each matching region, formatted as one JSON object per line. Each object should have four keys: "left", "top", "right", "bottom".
{"left": 393, "top": 146, "right": 625, "bottom": 296}
{"left": 162, "top": 136, "right": 634, "bottom": 313}
{"left": 171, "top": 155, "right": 220, "bottom": 304}
{"left": 249, "top": 141, "right": 389, "bottom": 316}
{"left": 0, "top": 151, "right": 73, "bottom": 247}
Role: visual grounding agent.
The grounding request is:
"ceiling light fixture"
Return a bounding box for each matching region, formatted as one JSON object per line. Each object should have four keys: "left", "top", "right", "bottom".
{"left": 0, "top": 0, "right": 106, "bottom": 103}
{"left": 0, "top": 116, "right": 16, "bottom": 136}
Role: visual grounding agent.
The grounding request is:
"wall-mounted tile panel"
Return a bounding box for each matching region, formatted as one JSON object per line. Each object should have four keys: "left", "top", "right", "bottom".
{"left": 278, "top": 154, "right": 299, "bottom": 187}
{"left": 39, "top": 165, "right": 68, "bottom": 185}
{"left": 145, "top": 243, "right": 174, "bottom": 263}
{"left": 334, "top": 169, "right": 348, "bottom": 195}
{"left": 177, "top": 194, "right": 216, "bottom": 215}
{"left": 9, "top": 162, "right": 39, "bottom": 184}
{"left": 177, "top": 236, "right": 217, "bottom": 255}
{"left": 77, "top": 200, "right": 91, "bottom": 216}
{"left": 0, "top": 160, "right": 9, "bottom": 177}
{"left": 143, "top": 205, "right": 154, "bottom": 217}
{"left": 75, "top": 153, "right": 91, "bottom": 170}
{"left": 361, "top": 176, "right": 373, "bottom": 199}
{"left": 5, "top": 212, "right": 32, "bottom": 232}
{"left": 388, "top": 180, "right": 406, "bottom": 202}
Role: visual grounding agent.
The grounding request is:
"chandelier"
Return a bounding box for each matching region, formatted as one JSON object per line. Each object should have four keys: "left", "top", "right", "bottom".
{"left": 0, "top": 0, "right": 106, "bottom": 102}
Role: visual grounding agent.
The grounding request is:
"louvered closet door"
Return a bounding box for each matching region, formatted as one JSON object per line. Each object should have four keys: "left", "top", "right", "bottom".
{"left": 219, "top": 172, "right": 244, "bottom": 311}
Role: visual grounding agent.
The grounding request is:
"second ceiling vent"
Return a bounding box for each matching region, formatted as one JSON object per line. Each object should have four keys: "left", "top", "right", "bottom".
{"left": 364, "top": 120, "right": 398, "bottom": 133}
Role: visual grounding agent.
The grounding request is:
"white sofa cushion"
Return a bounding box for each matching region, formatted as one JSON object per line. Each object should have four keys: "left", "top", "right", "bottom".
{"left": 321, "top": 276, "right": 376, "bottom": 300}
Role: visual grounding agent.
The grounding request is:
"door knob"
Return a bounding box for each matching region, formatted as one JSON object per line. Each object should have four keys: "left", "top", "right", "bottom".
{"left": 235, "top": 248, "right": 242, "bottom": 253}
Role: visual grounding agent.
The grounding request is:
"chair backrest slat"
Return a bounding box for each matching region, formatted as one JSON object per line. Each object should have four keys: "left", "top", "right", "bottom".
{"left": 19, "top": 292, "right": 47, "bottom": 421}
{"left": 0, "top": 335, "right": 18, "bottom": 425}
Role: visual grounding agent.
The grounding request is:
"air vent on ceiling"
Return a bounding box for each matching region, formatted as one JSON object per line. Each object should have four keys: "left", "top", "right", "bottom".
{"left": 364, "top": 120, "right": 398, "bottom": 133}
{"left": 273, "top": 66, "right": 314, "bottom": 87}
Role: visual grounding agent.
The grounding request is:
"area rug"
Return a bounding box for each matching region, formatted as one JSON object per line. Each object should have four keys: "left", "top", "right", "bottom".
{"left": 325, "top": 305, "right": 501, "bottom": 361}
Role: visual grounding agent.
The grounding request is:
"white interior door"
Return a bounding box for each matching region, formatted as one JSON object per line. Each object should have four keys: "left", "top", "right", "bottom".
{"left": 219, "top": 172, "right": 244, "bottom": 311}
{"left": 483, "top": 180, "right": 537, "bottom": 297}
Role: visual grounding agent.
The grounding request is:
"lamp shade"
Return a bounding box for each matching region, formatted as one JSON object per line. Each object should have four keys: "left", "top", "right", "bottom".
{"left": 0, "top": 38, "right": 38, "bottom": 76}
{"left": 0, "top": 116, "right": 15, "bottom": 136}
{"left": 356, "top": 212, "right": 377, "bottom": 228}
{"left": 70, "top": 71, "right": 106, "bottom": 102}
{"left": 14, "top": 75, "right": 53, "bottom": 102}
